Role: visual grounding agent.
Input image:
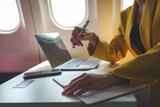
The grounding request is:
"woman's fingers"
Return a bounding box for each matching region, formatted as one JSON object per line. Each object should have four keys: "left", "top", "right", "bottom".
{"left": 62, "top": 72, "right": 125, "bottom": 96}
{"left": 62, "top": 74, "right": 92, "bottom": 95}
{"left": 72, "top": 27, "right": 81, "bottom": 46}
{"left": 74, "top": 86, "right": 92, "bottom": 96}
{"left": 70, "top": 37, "right": 75, "bottom": 46}
{"left": 69, "top": 73, "right": 87, "bottom": 85}
{"left": 71, "top": 27, "right": 88, "bottom": 47}
{"left": 64, "top": 80, "right": 92, "bottom": 96}
{"left": 71, "top": 27, "right": 97, "bottom": 48}
{"left": 72, "top": 37, "right": 83, "bottom": 47}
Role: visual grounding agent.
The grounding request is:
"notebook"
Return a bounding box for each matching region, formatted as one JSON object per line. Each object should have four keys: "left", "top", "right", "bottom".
{"left": 53, "top": 70, "right": 149, "bottom": 105}
{"left": 35, "top": 33, "right": 100, "bottom": 71}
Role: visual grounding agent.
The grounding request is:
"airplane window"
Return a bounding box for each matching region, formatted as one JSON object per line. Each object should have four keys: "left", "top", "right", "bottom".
{"left": 122, "top": 0, "right": 134, "bottom": 11}
{"left": 0, "top": 0, "right": 20, "bottom": 33}
{"left": 48, "top": 0, "right": 88, "bottom": 30}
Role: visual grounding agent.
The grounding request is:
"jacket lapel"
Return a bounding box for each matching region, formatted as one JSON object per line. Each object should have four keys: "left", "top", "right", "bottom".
{"left": 125, "top": 1, "right": 137, "bottom": 56}
{"left": 140, "top": 0, "right": 157, "bottom": 51}
{"left": 151, "top": 0, "right": 160, "bottom": 47}
{"left": 125, "top": 0, "right": 157, "bottom": 55}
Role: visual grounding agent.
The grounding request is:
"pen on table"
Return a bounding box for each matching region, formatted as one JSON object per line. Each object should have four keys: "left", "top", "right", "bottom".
{"left": 72, "top": 20, "right": 90, "bottom": 48}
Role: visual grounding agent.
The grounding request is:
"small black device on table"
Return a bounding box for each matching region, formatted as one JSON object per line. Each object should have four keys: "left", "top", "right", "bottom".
{"left": 23, "top": 69, "right": 62, "bottom": 79}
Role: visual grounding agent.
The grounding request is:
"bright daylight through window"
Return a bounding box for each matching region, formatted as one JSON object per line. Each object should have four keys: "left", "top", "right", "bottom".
{"left": 0, "top": 0, "right": 20, "bottom": 33}
{"left": 49, "top": 0, "right": 88, "bottom": 30}
{"left": 122, "top": 0, "right": 134, "bottom": 11}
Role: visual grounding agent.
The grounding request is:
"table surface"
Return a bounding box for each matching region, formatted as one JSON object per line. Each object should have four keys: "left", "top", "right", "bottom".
{"left": 0, "top": 60, "right": 138, "bottom": 107}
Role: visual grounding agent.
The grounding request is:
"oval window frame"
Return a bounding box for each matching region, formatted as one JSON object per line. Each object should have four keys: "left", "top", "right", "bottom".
{"left": 48, "top": 0, "right": 89, "bottom": 30}
{"left": 0, "top": 0, "right": 21, "bottom": 34}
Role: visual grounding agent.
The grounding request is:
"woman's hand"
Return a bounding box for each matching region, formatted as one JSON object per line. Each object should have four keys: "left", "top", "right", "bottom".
{"left": 62, "top": 72, "right": 128, "bottom": 96}
{"left": 71, "top": 27, "right": 98, "bottom": 48}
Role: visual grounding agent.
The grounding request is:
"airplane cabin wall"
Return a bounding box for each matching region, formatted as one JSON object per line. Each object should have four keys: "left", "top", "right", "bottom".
{"left": 0, "top": 0, "right": 40, "bottom": 73}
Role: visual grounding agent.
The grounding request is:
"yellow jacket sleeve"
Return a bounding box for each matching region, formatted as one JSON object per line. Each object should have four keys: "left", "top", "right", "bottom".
{"left": 110, "top": 43, "right": 160, "bottom": 86}
{"left": 87, "top": 23, "right": 128, "bottom": 63}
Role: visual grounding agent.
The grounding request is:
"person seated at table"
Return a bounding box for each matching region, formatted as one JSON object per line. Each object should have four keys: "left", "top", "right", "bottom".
{"left": 62, "top": 0, "right": 160, "bottom": 107}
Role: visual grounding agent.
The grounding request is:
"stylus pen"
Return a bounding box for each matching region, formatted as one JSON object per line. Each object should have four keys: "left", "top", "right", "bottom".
{"left": 72, "top": 20, "right": 90, "bottom": 48}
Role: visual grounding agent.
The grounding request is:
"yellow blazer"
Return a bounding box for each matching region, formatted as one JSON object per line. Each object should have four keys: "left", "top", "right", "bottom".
{"left": 88, "top": 0, "right": 160, "bottom": 106}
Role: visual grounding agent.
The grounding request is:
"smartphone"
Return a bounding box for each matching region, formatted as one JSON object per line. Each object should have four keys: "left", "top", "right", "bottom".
{"left": 23, "top": 69, "right": 62, "bottom": 79}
